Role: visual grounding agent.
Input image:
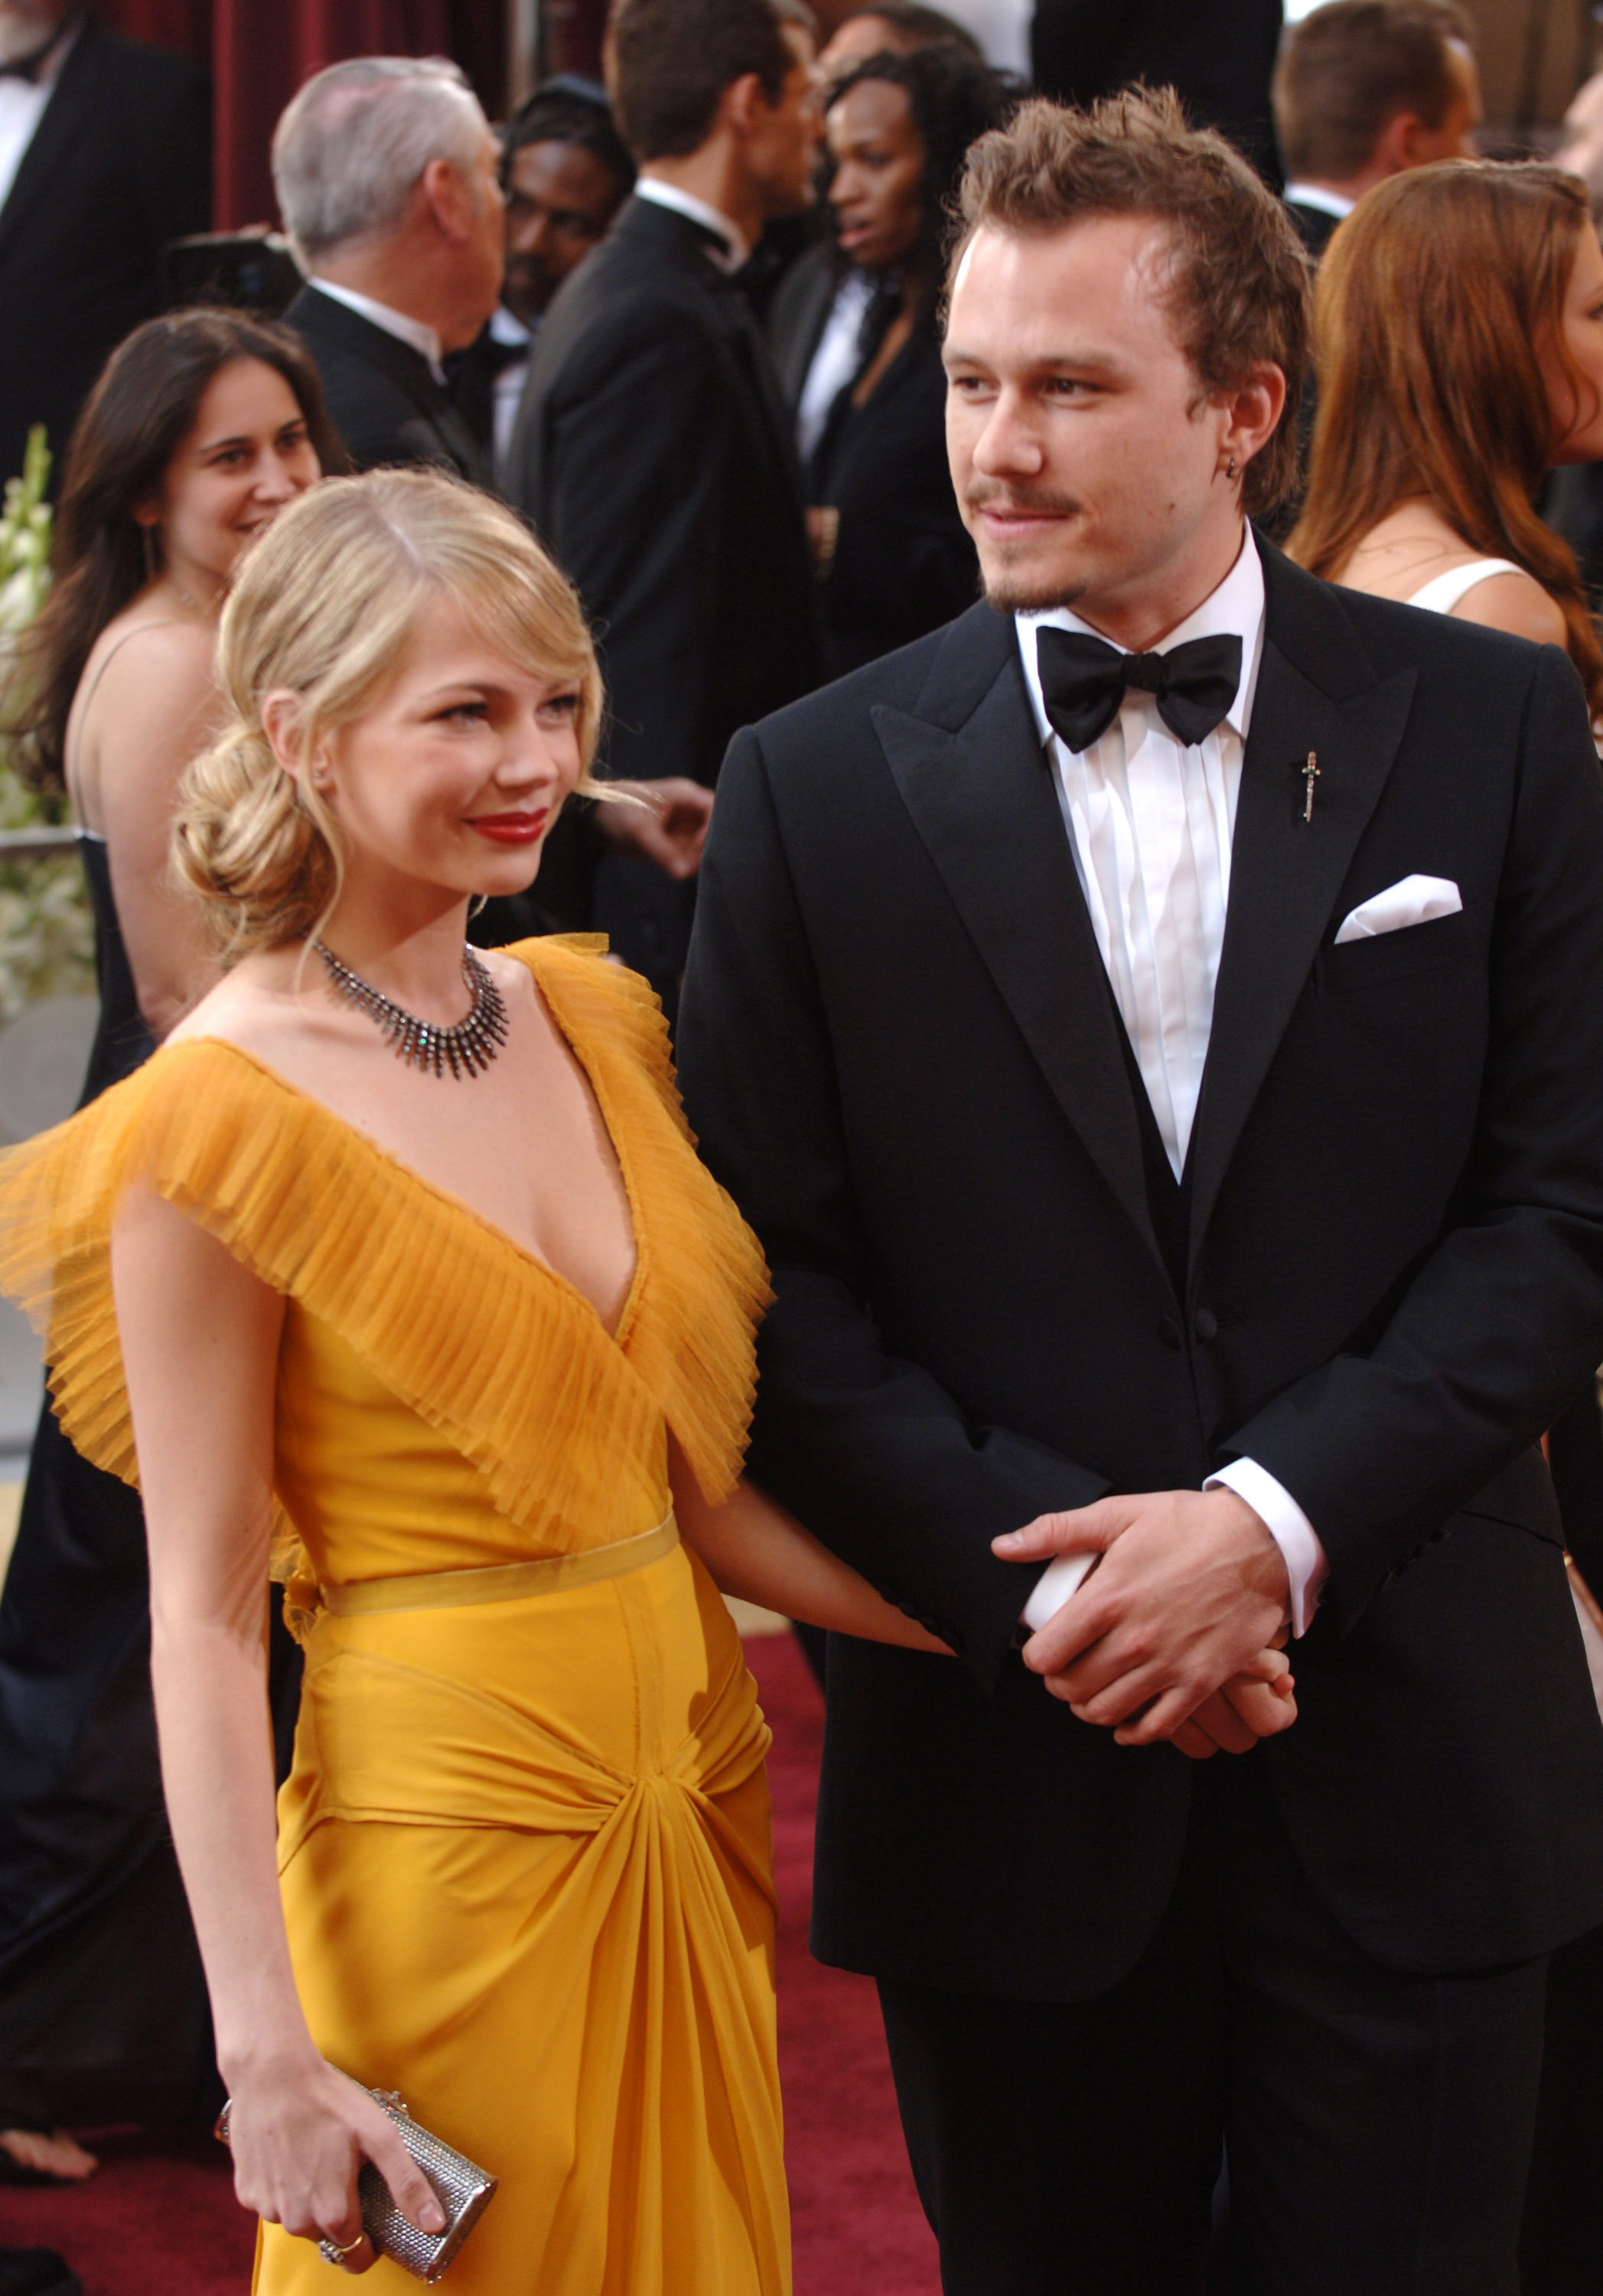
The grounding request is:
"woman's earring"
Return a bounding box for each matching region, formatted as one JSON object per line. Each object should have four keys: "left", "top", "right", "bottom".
{"left": 468, "top": 893, "right": 489, "bottom": 919}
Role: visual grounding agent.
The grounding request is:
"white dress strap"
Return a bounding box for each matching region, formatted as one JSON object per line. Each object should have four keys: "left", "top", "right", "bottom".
{"left": 1406, "top": 559, "right": 1526, "bottom": 616}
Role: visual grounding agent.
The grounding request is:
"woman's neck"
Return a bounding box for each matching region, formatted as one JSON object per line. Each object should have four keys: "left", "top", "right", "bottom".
{"left": 149, "top": 556, "right": 226, "bottom": 624}
{"left": 311, "top": 895, "right": 477, "bottom": 1025}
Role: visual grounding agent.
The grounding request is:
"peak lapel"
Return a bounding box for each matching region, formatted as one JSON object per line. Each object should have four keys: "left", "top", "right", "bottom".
{"left": 873, "top": 608, "right": 1168, "bottom": 1283}
{"left": 1186, "top": 556, "right": 1416, "bottom": 1266}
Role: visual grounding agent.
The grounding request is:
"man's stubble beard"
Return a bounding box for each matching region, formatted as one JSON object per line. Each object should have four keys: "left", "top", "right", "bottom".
{"left": 963, "top": 482, "right": 1092, "bottom": 615}
{"left": 979, "top": 567, "right": 1091, "bottom": 616}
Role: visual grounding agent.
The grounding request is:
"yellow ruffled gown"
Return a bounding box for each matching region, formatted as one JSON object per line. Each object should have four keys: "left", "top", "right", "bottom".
{"left": 0, "top": 938, "right": 789, "bottom": 2296}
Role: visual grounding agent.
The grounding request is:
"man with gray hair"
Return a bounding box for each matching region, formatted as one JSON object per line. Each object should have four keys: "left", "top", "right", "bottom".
{"left": 275, "top": 56, "right": 503, "bottom": 483}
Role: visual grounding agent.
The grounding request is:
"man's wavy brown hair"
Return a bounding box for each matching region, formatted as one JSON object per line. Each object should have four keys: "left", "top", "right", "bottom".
{"left": 945, "top": 90, "right": 1312, "bottom": 520}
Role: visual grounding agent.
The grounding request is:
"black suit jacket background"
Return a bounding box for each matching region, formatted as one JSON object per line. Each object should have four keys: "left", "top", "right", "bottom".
{"left": 1285, "top": 196, "right": 1341, "bottom": 259}
{"left": 507, "top": 196, "right": 819, "bottom": 790}
{"left": 807, "top": 321, "right": 980, "bottom": 679}
{"left": 1031, "top": 0, "right": 1284, "bottom": 181}
{"left": 284, "top": 285, "right": 492, "bottom": 487}
{"left": 677, "top": 543, "right": 1603, "bottom": 2000}
{"left": 767, "top": 239, "right": 841, "bottom": 415}
{"left": 0, "top": 18, "right": 210, "bottom": 490}
{"left": 507, "top": 195, "right": 819, "bottom": 993}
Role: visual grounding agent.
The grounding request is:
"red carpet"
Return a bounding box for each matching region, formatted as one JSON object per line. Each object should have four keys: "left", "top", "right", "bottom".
{"left": 0, "top": 1629, "right": 938, "bottom": 2295}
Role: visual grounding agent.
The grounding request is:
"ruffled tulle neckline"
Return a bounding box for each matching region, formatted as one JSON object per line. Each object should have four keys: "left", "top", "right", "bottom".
{"left": 177, "top": 938, "right": 648, "bottom": 1348}
{"left": 0, "top": 938, "right": 771, "bottom": 1608}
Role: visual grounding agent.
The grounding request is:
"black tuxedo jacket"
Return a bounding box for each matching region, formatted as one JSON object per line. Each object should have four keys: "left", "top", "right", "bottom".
{"left": 1031, "top": 0, "right": 1284, "bottom": 180}
{"left": 809, "top": 323, "right": 979, "bottom": 679}
{"left": 506, "top": 195, "right": 820, "bottom": 790}
{"left": 284, "top": 286, "right": 492, "bottom": 488}
{"left": 0, "top": 18, "right": 210, "bottom": 490}
{"left": 677, "top": 540, "right": 1603, "bottom": 1998}
{"left": 767, "top": 240, "right": 842, "bottom": 414}
{"left": 1286, "top": 197, "right": 1341, "bottom": 260}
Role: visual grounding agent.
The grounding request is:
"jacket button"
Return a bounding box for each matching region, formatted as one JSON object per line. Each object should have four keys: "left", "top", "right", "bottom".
{"left": 1193, "top": 1307, "right": 1219, "bottom": 1342}
{"left": 1158, "top": 1314, "right": 1183, "bottom": 1350}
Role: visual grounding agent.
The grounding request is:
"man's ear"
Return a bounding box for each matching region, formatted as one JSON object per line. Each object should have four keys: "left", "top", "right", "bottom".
{"left": 722, "top": 70, "right": 768, "bottom": 142}
{"left": 1220, "top": 363, "right": 1289, "bottom": 474}
{"left": 1377, "top": 109, "right": 1426, "bottom": 174}
{"left": 419, "top": 155, "right": 471, "bottom": 243}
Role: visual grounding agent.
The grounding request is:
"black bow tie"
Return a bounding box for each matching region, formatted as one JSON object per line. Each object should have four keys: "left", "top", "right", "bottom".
{"left": 1035, "top": 627, "right": 1243, "bottom": 752}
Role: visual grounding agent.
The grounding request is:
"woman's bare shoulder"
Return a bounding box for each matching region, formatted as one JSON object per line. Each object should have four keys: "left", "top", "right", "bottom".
{"left": 79, "top": 615, "right": 217, "bottom": 748}
{"left": 1450, "top": 569, "right": 1569, "bottom": 647}
{"left": 88, "top": 608, "right": 214, "bottom": 680}
{"left": 165, "top": 954, "right": 324, "bottom": 1066}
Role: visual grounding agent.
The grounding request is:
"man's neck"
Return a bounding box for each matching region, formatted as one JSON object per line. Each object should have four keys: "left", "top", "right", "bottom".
{"left": 1063, "top": 517, "right": 1249, "bottom": 653}
{"left": 639, "top": 148, "right": 761, "bottom": 263}
{"left": 311, "top": 240, "right": 455, "bottom": 346}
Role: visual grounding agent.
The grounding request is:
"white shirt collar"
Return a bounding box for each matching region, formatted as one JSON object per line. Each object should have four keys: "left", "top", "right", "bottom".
{"left": 1283, "top": 181, "right": 1356, "bottom": 221}
{"left": 307, "top": 279, "right": 446, "bottom": 383}
{"left": 490, "top": 302, "right": 532, "bottom": 348}
{"left": 1018, "top": 526, "right": 1268, "bottom": 754}
{"left": 634, "top": 175, "right": 749, "bottom": 272}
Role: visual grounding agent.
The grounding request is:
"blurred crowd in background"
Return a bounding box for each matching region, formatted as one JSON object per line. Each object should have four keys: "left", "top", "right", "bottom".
{"left": 5, "top": 3, "right": 1603, "bottom": 2294}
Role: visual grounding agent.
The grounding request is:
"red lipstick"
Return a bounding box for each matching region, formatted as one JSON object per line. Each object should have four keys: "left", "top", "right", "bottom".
{"left": 468, "top": 808, "right": 549, "bottom": 845}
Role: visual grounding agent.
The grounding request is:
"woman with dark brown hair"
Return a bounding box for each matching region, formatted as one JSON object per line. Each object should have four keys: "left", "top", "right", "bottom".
{"left": 1289, "top": 158, "right": 1603, "bottom": 714}
{"left": 0, "top": 309, "right": 337, "bottom": 2180}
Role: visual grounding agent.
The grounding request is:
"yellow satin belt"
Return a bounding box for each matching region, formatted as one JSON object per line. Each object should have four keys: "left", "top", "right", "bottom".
{"left": 318, "top": 1513, "right": 679, "bottom": 1616}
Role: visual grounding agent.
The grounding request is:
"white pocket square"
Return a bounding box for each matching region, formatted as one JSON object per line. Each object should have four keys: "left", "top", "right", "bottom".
{"left": 1334, "top": 874, "right": 1461, "bottom": 944}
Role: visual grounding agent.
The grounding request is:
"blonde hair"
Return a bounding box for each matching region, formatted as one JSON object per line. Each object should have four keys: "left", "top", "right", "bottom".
{"left": 174, "top": 468, "right": 605, "bottom": 957}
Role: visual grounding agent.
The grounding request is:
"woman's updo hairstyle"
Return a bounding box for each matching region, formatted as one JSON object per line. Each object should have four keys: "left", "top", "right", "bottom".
{"left": 174, "top": 468, "right": 605, "bottom": 957}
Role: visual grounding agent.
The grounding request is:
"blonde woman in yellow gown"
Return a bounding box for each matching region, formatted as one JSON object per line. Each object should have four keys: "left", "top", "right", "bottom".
{"left": 0, "top": 469, "right": 954, "bottom": 2293}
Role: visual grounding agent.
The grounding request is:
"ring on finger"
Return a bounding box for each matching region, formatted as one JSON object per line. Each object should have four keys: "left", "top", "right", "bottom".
{"left": 318, "top": 2232, "right": 364, "bottom": 2265}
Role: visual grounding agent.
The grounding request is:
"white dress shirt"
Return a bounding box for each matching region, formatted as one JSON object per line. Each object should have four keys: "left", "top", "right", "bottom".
{"left": 306, "top": 279, "right": 446, "bottom": 385}
{"left": 634, "top": 176, "right": 748, "bottom": 272}
{"left": 1016, "top": 530, "right": 1328, "bottom": 1636}
{"left": 487, "top": 303, "right": 533, "bottom": 485}
{"left": 796, "top": 269, "right": 874, "bottom": 465}
{"left": 0, "top": 16, "right": 78, "bottom": 215}
{"left": 1282, "top": 182, "right": 1355, "bottom": 223}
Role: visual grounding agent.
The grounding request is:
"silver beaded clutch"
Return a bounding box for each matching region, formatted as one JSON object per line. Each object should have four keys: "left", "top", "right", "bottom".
{"left": 216, "top": 2084, "right": 497, "bottom": 2282}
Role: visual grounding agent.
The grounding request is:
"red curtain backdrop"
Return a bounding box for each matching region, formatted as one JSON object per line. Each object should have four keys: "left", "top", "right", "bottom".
{"left": 101, "top": 0, "right": 510, "bottom": 230}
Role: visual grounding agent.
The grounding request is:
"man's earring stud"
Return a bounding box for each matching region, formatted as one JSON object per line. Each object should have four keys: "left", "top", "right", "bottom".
{"left": 1226, "top": 455, "right": 1237, "bottom": 480}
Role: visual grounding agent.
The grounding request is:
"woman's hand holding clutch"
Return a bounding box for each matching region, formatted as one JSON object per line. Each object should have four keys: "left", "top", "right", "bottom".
{"left": 221, "top": 2054, "right": 444, "bottom": 2273}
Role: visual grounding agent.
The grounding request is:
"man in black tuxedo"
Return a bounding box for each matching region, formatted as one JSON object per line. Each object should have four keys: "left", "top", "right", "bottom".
{"left": 1273, "top": 0, "right": 1480, "bottom": 259}
{"left": 1030, "top": 0, "right": 1283, "bottom": 180}
{"left": 507, "top": 0, "right": 821, "bottom": 1002}
{"left": 272, "top": 57, "right": 502, "bottom": 486}
{"left": 678, "top": 89, "right": 1603, "bottom": 2294}
{"left": 0, "top": 1, "right": 208, "bottom": 491}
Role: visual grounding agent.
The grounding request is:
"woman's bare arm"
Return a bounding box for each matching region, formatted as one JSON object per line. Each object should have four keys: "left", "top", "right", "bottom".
{"left": 113, "top": 1183, "right": 440, "bottom": 2265}
{"left": 671, "top": 1444, "right": 951, "bottom": 1653}
{"left": 89, "top": 625, "right": 223, "bottom": 1039}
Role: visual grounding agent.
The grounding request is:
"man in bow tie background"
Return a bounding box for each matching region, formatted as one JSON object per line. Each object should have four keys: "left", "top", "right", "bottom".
{"left": 678, "top": 86, "right": 1603, "bottom": 2296}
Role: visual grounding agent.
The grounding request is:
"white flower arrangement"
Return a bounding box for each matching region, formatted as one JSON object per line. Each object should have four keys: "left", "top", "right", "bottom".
{"left": 0, "top": 427, "right": 94, "bottom": 1026}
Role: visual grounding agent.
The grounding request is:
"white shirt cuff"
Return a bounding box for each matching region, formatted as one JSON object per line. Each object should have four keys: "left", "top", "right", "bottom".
{"left": 1204, "top": 1457, "right": 1328, "bottom": 1637}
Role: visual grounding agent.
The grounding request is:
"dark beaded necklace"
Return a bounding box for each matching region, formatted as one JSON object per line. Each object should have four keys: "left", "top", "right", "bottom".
{"left": 313, "top": 940, "right": 509, "bottom": 1079}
